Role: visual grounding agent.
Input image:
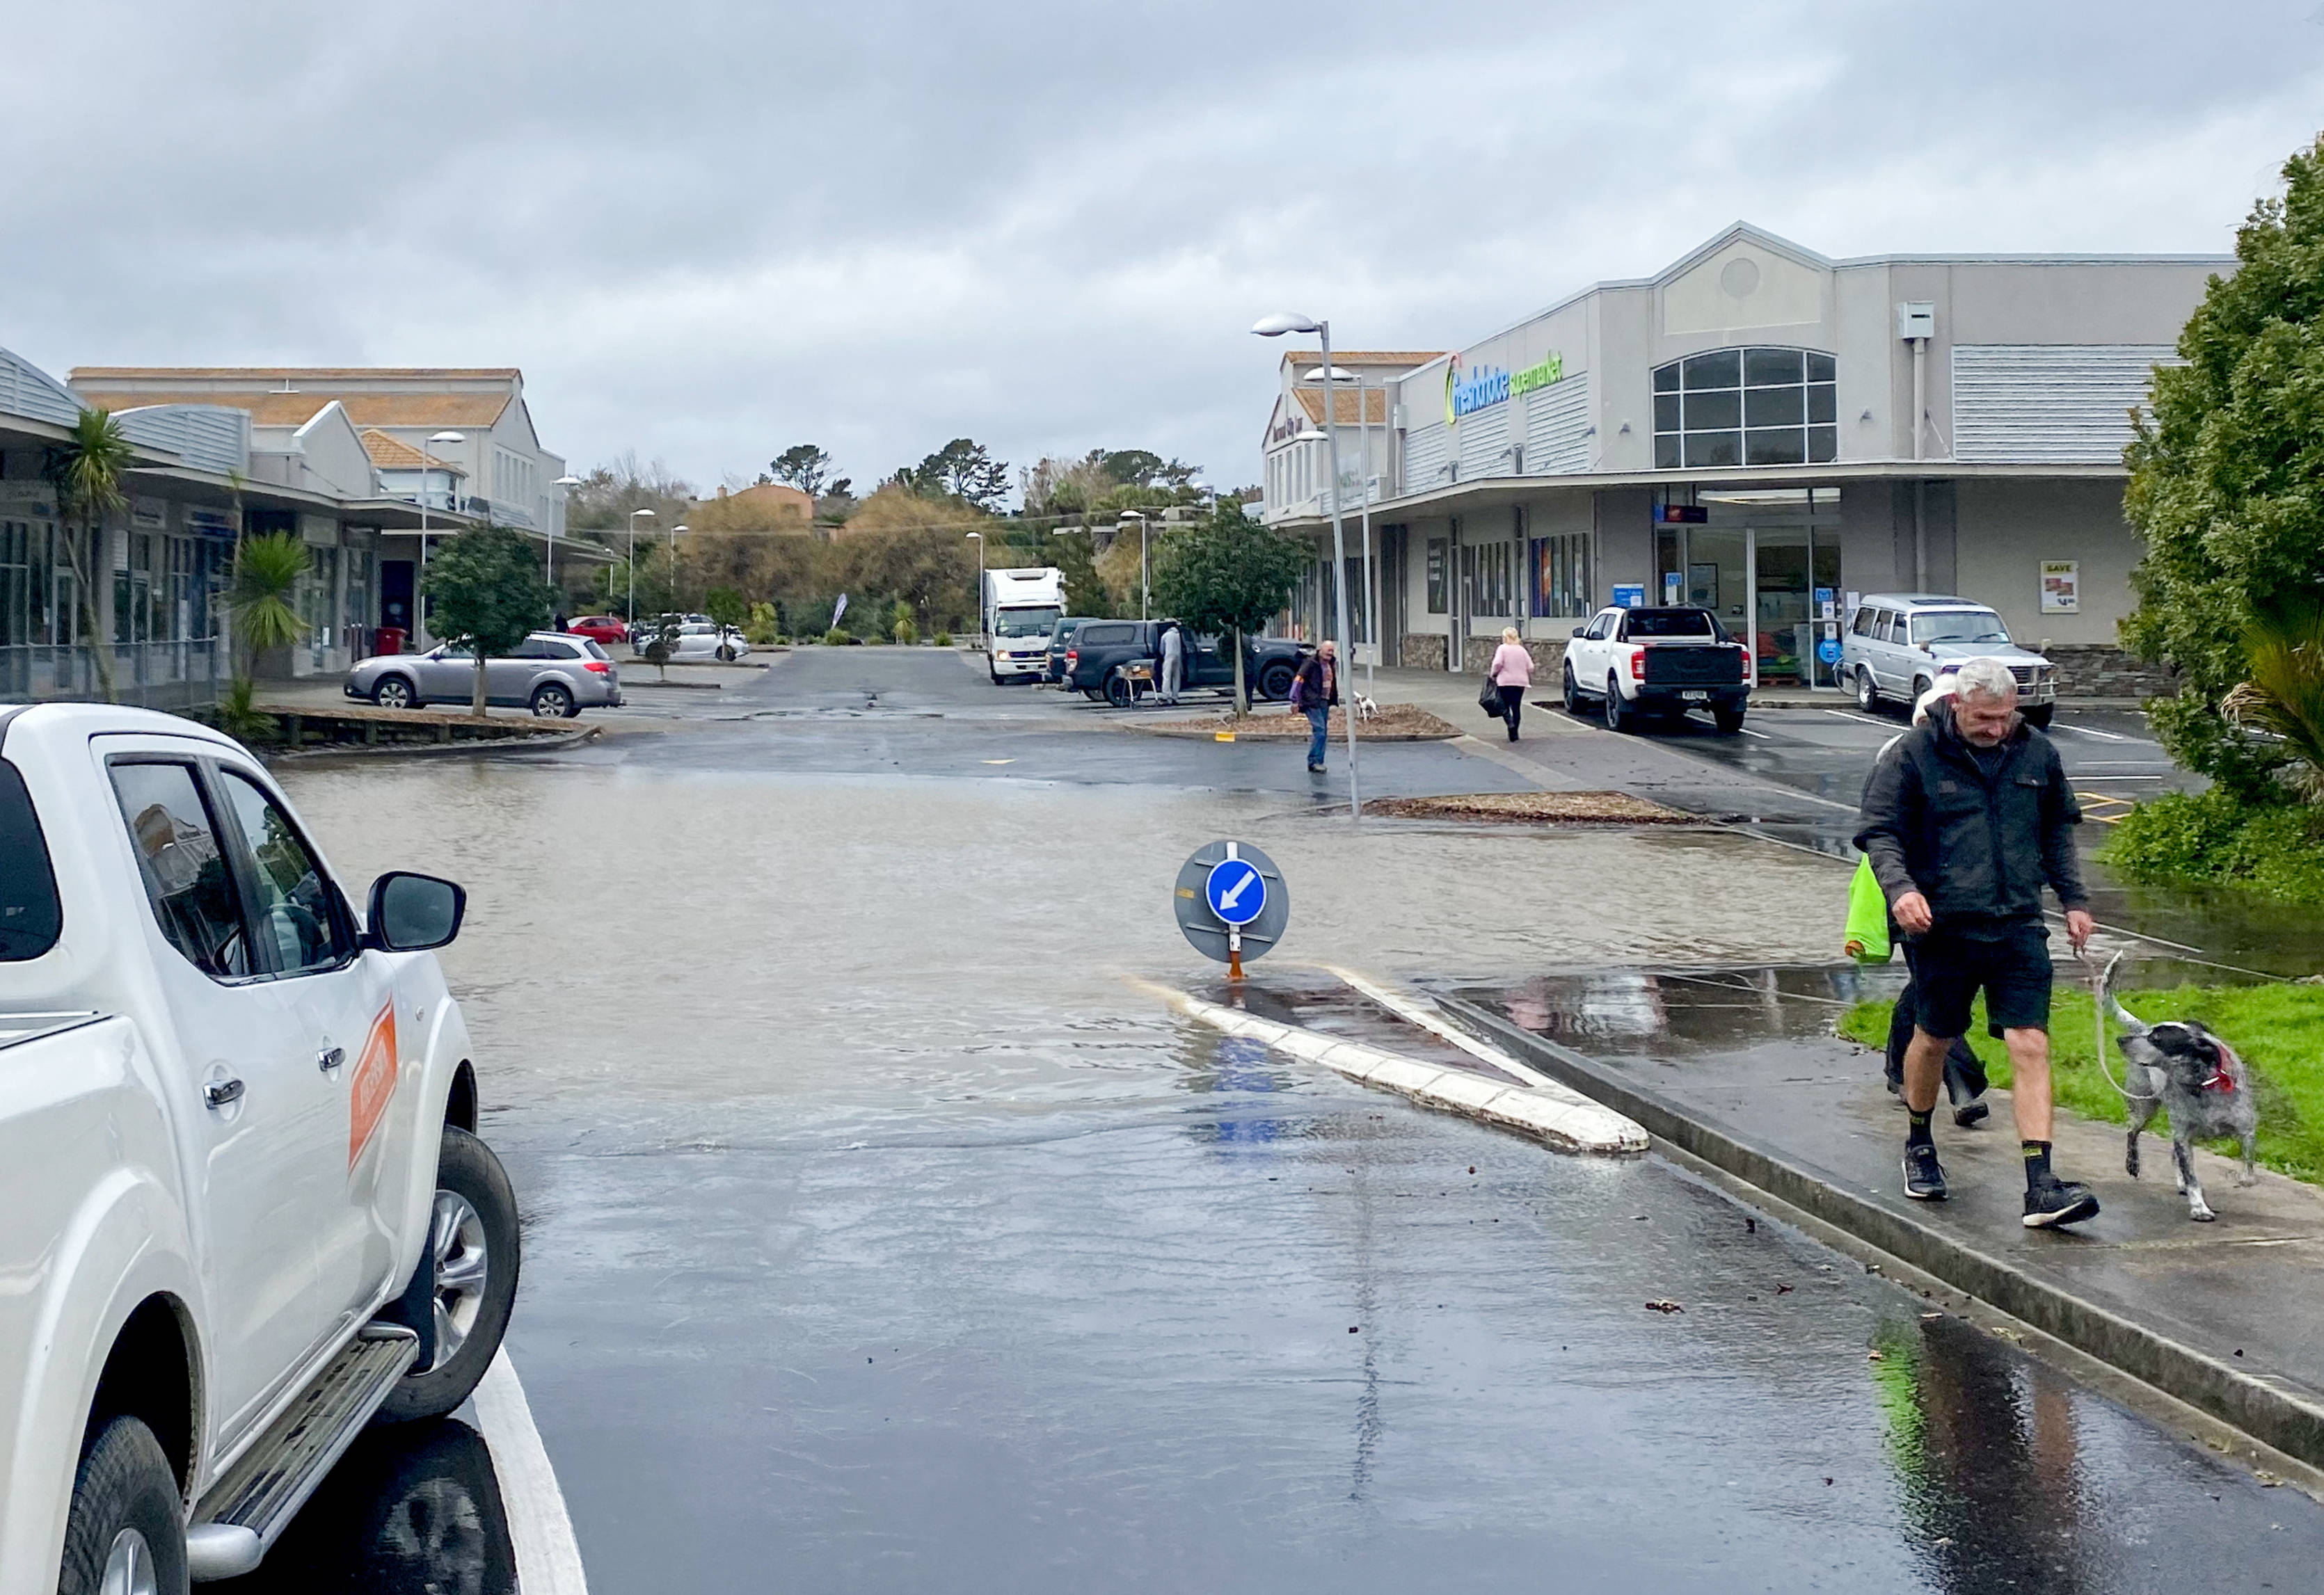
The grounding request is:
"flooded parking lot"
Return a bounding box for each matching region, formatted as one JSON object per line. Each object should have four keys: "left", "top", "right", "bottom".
{"left": 264, "top": 651, "right": 2324, "bottom": 1592}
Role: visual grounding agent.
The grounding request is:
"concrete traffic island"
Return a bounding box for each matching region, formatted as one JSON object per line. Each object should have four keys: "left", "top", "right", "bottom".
{"left": 252, "top": 700, "right": 597, "bottom": 752}
{"left": 1443, "top": 995, "right": 2324, "bottom": 1476}
{"left": 1135, "top": 977, "right": 1648, "bottom": 1155}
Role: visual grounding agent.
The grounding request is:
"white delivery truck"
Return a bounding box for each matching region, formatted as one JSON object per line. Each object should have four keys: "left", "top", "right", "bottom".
{"left": 981, "top": 567, "right": 1066, "bottom": 684}
{"left": 0, "top": 703, "right": 520, "bottom": 1589}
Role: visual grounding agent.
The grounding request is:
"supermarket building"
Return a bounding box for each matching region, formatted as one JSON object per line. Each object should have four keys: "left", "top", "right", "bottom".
{"left": 1257, "top": 223, "right": 2229, "bottom": 691}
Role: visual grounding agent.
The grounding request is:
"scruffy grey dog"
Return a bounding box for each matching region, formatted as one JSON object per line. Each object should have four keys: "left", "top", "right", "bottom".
{"left": 2108, "top": 955, "right": 2259, "bottom": 1221}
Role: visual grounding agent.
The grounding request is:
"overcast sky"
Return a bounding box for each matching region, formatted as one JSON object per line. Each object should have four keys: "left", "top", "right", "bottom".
{"left": 6, "top": 1, "right": 2323, "bottom": 500}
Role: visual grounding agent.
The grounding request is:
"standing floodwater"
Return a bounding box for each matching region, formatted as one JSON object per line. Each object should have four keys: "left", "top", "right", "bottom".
{"left": 269, "top": 650, "right": 2322, "bottom": 1593}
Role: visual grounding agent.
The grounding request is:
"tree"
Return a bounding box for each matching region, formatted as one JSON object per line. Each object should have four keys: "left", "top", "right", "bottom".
{"left": 898, "top": 438, "right": 1009, "bottom": 509}
{"left": 1050, "top": 527, "right": 1106, "bottom": 616}
{"left": 771, "top": 444, "right": 835, "bottom": 497}
{"left": 45, "top": 408, "right": 137, "bottom": 703}
{"left": 1099, "top": 449, "right": 1198, "bottom": 492}
{"left": 422, "top": 526, "right": 555, "bottom": 716}
{"left": 2224, "top": 593, "right": 2324, "bottom": 799}
{"left": 1149, "top": 502, "right": 1307, "bottom": 714}
{"left": 2123, "top": 131, "right": 2324, "bottom": 796}
{"left": 703, "top": 586, "right": 748, "bottom": 630}
{"left": 225, "top": 533, "right": 309, "bottom": 679}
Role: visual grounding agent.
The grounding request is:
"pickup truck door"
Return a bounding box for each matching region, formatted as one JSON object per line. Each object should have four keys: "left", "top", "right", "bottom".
{"left": 1188, "top": 632, "right": 1229, "bottom": 687}
{"left": 101, "top": 751, "right": 351, "bottom": 1445}
{"left": 211, "top": 764, "right": 406, "bottom": 1334}
{"left": 1568, "top": 610, "right": 1612, "bottom": 686}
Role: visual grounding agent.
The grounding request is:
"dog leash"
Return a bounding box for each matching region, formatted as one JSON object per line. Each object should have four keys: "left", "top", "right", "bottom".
{"left": 2076, "top": 950, "right": 2158, "bottom": 1103}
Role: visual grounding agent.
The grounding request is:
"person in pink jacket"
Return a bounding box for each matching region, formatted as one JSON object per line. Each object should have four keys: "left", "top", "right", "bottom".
{"left": 1488, "top": 627, "right": 1533, "bottom": 742}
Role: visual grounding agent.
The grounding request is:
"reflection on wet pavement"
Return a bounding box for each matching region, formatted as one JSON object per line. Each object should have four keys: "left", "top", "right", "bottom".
{"left": 212, "top": 1418, "right": 514, "bottom": 1594}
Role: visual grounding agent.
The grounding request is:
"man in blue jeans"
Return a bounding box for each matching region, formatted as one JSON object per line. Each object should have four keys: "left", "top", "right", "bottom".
{"left": 1291, "top": 641, "right": 1339, "bottom": 774}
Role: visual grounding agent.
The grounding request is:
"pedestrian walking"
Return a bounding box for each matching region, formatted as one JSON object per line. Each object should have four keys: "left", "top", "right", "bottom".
{"left": 1855, "top": 657, "right": 2099, "bottom": 1227}
{"left": 1159, "top": 623, "right": 1185, "bottom": 706}
{"left": 1488, "top": 627, "right": 1532, "bottom": 742}
{"left": 1291, "top": 640, "right": 1339, "bottom": 774}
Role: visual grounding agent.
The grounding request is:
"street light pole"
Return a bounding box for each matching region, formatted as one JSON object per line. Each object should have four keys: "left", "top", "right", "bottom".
{"left": 966, "top": 531, "right": 985, "bottom": 650}
{"left": 627, "top": 508, "right": 654, "bottom": 625}
{"left": 1255, "top": 312, "right": 1360, "bottom": 819}
{"left": 552, "top": 474, "right": 582, "bottom": 593}
{"left": 670, "top": 523, "right": 686, "bottom": 609}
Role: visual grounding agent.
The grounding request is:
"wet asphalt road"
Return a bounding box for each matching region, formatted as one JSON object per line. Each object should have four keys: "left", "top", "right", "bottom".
{"left": 262, "top": 648, "right": 2324, "bottom": 1592}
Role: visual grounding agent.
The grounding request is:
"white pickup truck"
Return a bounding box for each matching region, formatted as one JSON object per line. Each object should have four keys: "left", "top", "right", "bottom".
{"left": 1559, "top": 604, "right": 1753, "bottom": 734}
{"left": 0, "top": 703, "right": 520, "bottom": 1592}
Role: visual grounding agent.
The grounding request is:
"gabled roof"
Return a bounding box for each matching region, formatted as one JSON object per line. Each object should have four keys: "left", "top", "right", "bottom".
{"left": 1291, "top": 388, "right": 1390, "bottom": 426}
{"left": 72, "top": 366, "right": 522, "bottom": 380}
{"left": 360, "top": 428, "right": 467, "bottom": 473}
{"left": 1279, "top": 351, "right": 1441, "bottom": 371}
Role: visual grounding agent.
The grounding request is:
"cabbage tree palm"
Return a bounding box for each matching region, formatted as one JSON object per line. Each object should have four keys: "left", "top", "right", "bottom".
{"left": 45, "top": 409, "right": 136, "bottom": 703}
{"left": 2225, "top": 593, "right": 2324, "bottom": 800}
{"left": 227, "top": 532, "right": 310, "bottom": 681}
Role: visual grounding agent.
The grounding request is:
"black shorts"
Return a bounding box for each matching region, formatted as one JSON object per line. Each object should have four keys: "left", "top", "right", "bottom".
{"left": 1909, "top": 920, "right": 2053, "bottom": 1039}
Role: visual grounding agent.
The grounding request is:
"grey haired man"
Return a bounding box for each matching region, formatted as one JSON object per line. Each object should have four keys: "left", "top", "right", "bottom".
{"left": 1855, "top": 657, "right": 2101, "bottom": 1228}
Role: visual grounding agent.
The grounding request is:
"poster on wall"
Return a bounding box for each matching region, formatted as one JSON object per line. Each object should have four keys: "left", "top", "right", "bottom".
{"left": 2039, "top": 560, "right": 2080, "bottom": 614}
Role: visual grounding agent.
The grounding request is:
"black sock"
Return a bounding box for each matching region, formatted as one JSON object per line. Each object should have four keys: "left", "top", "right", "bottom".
{"left": 2023, "top": 1141, "right": 2053, "bottom": 1188}
{"left": 1907, "top": 1109, "right": 1934, "bottom": 1149}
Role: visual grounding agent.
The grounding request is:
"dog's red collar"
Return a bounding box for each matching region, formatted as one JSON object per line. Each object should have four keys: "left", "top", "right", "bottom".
{"left": 2203, "top": 1068, "right": 2236, "bottom": 1094}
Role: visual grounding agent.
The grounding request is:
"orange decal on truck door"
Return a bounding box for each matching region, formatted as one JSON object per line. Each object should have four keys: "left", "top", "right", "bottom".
{"left": 348, "top": 1001, "right": 399, "bottom": 1169}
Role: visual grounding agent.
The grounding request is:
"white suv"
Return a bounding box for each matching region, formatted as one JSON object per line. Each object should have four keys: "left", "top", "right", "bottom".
{"left": 1841, "top": 593, "right": 2058, "bottom": 727}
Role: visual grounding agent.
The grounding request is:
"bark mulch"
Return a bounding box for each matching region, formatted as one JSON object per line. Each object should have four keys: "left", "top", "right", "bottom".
{"left": 1362, "top": 790, "right": 1696, "bottom": 825}
{"left": 1139, "top": 703, "right": 1462, "bottom": 741}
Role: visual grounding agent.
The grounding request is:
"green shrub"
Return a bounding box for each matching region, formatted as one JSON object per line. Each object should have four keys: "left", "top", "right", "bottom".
{"left": 824, "top": 627, "right": 849, "bottom": 647}
{"left": 1840, "top": 981, "right": 2324, "bottom": 1184}
{"left": 2104, "top": 789, "right": 2324, "bottom": 903}
{"left": 934, "top": 631, "right": 953, "bottom": 647}
{"left": 214, "top": 678, "right": 276, "bottom": 745}
{"left": 744, "top": 601, "right": 780, "bottom": 646}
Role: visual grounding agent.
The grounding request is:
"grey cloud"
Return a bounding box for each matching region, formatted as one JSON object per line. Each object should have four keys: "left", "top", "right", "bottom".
{"left": 3, "top": 0, "right": 2321, "bottom": 495}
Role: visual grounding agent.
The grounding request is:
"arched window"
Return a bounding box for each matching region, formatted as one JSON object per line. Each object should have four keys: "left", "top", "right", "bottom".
{"left": 1653, "top": 348, "right": 1836, "bottom": 469}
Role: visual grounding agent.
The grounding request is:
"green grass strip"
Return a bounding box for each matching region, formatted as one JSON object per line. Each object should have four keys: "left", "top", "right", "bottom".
{"left": 1838, "top": 982, "right": 2324, "bottom": 1185}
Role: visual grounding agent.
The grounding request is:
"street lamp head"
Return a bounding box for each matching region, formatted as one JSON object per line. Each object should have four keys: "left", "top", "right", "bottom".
{"left": 554, "top": 474, "right": 582, "bottom": 488}
{"left": 672, "top": 524, "right": 688, "bottom": 534}
{"left": 1303, "top": 367, "right": 1360, "bottom": 383}
{"left": 427, "top": 431, "right": 465, "bottom": 444}
{"left": 1251, "top": 312, "right": 1321, "bottom": 337}
{"left": 965, "top": 531, "right": 982, "bottom": 540}
{"left": 630, "top": 508, "right": 655, "bottom": 520}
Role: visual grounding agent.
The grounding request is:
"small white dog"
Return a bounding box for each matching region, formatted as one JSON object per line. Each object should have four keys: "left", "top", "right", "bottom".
{"left": 1352, "top": 693, "right": 1379, "bottom": 723}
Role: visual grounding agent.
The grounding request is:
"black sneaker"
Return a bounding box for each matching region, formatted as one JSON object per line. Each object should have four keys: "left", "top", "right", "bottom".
{"left": 1952, "top": 1100, "right": 1991, "bottom": 1128}
{"left": 1903, "top": 1143, "right": 1949, "bottom": 1201}
{"left": 2023, "top": 1178, "right": 2101, "bottom": 1229}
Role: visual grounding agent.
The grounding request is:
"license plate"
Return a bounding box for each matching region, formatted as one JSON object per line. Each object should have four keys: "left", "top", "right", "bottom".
{"left": 1683, "top": 690, "right": 1710, "bottom": 702}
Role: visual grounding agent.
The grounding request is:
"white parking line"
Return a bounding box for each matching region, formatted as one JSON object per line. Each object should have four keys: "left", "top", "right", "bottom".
{"left": 1734, "top": 726, "right": 1772, "bottom": 739}
{"left": 1818, "top": 710, "right": 1895, "bottom": 730}
{"left": 2072, "top": 774, "right": 2165, "bottom": 780}
{"left": 473, "top": 1349, "right": 590, "bottom": 1594}
{"left": 2051, "top": 721, "right": 2128, "bottom": 742}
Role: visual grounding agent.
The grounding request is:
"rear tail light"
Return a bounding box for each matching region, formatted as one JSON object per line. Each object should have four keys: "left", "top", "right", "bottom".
{"left": 1629, "top": 652, "right": 1646, "bottom": 680}
{"left": 1066, "top": 650, "right": 1079, "bottom": 666}
{"left": 584, "top": 661, "right": 611, "bottom": 674}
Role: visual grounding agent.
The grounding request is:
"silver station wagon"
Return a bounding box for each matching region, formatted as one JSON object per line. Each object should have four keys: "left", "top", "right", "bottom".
{"left": 1840, "top": 593, "right": 2056, "bottom": 727}
{"left": 346, "top": 631, "right": 623, "bottom": 716}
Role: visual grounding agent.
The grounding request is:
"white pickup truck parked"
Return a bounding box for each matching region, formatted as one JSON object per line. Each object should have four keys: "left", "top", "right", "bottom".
{"left": 0, "top": 703, "right": 520, "bottom": 1592}
{"left": 1560, "top": 604, "right": 1753, "bottom": 734}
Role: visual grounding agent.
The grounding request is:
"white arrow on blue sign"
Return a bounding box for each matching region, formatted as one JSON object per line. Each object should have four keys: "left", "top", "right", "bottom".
{"left": 1204, "top": 858, "right": 1267, "bottom": 926}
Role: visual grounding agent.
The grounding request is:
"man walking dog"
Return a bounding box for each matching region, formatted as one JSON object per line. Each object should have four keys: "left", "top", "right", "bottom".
{"left": 1855, "top": 658, "right": 2101, "bottom": 1228}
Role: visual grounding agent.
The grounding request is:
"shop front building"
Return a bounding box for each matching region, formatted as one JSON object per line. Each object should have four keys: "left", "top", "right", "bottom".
{"left": 1259, "top": 223, "right": 2227, "bottom": 691}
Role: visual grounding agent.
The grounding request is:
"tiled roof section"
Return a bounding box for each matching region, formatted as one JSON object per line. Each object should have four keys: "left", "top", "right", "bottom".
{"left": 359, "top": 429, "right": 466, "bottom": 472}
{"left": 1290, "top": 388, "right": 1389, "bottom": 426}
{"left": 72, "top": 367, "right": 520, "bottom": 379}
{"left": 77, "top": 391, "right": 511, "bottom": 427}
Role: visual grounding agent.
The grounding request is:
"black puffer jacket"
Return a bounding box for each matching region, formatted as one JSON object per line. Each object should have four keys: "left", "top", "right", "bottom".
{"left": 1854, "top": 703, "right": 2087, "bottom": 924}
{"left": 1291, "top": 651, "right": 1339, "bottom": 709}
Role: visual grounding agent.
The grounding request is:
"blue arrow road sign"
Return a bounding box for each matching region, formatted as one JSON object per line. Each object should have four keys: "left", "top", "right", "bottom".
{"left": 1204, "top": 858, "right": 1266, "bottom": 926}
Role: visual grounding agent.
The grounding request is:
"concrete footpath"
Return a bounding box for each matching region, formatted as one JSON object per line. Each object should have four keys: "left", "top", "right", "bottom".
{"left": 1442, "top": 1000, "right": 2324, "bottom": 1475}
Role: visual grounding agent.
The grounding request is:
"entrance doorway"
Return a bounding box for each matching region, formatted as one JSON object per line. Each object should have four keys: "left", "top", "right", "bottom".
{"left": 1654, "top": 488, "right": 1843, "bottom": 689}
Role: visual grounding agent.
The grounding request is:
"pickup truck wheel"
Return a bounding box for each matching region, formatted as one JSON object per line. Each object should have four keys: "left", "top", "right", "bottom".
{"left": 58, "top": 1416, "right": 186, "bottom": 1595}
{"left": 1854, "top": 666, "right": 1881, "bottom": 714}
{"left": 1561, "top": 664, "right": 1582, "bottom": 714}
{"left": 1712, "top": 703, "right": 1746, "bottom": 735}
{"left": 1257, "top": 662, "right": 1296, "bottom": 702}
{"left": 2023, "top": 703, "right": 2054, "bottom": 729}
{"left": 372, "top": 676, "right": 416, "bottom": 711}
{"left": 376, "top": 1127, "right": 520, "bottom": 1424}
{"left": 1104, "top": 672, "right": 1135, "bottom": 710}
{"left": 1603, "top": 675, "right": 1633, "bottom": 733}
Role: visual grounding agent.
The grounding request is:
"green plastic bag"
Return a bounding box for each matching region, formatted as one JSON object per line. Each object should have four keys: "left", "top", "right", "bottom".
{"left": 1844, "top": 855, "right": 1892, "bottom": 964}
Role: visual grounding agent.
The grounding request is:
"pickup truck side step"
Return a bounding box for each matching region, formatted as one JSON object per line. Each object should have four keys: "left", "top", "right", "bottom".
{"left": 186, "top": 1324, "right": 419, "bottom": 1581}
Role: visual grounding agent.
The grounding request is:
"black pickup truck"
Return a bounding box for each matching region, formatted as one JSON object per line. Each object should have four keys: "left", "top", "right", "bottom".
{"left": 1060, "top": 620, "right": 1304, "bottom": 705}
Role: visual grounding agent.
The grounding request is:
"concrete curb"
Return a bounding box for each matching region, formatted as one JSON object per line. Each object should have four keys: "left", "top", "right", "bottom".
{"left": 267, "top": 725, "right": 603, "bottom": 762}
{"left": 1440, "top": 995, "right": 2324, "bottom": 1471}
{"left": 1131, "top": 978, "right": 1647, "bottom": 1155}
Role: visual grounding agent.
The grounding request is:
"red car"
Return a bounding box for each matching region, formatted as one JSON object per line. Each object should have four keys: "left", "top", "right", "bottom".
{"left": 567, "top": 615, "right": 630, "bottom": 647}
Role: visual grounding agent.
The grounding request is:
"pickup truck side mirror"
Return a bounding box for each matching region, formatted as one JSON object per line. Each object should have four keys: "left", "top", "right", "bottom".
{"left": 367, "top": 871, "right": 466, "bottom": 952}
{"left": 1570, "top": 627, "right": 1586, "bottom": 639}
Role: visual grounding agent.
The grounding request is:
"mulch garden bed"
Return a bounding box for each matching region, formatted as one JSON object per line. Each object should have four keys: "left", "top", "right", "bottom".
{"left": 1140, "top": 704, "right": 1463, "bottom": 741}
{"left": 1362, "top": 791, "right": 1695, "bottom": 824}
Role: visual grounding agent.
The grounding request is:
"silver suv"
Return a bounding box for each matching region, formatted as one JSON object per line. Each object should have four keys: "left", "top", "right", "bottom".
{"left": 346, "top": 631, "right": 623, "bottom": 716}
{"left": 1841, "top": 593, "right": 2056, "bottom": 727}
